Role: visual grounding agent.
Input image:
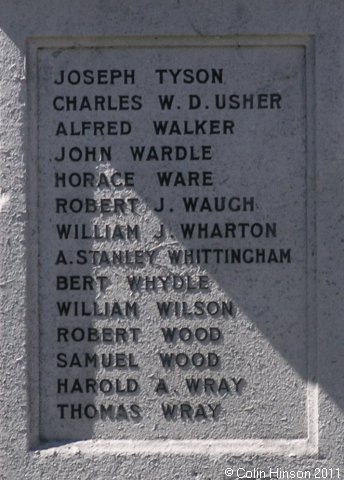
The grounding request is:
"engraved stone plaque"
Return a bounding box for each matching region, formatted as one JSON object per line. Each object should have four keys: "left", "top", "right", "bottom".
{"left": 34, "top": 39, "right": 315, "bottom": 445}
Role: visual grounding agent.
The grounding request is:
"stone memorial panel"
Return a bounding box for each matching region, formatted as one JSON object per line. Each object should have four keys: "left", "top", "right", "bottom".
{"left": 33, "top": 38, "right": 315, "bottom": 445}
{"left": 3, "top": 3, "right": 344, "bottom": 478}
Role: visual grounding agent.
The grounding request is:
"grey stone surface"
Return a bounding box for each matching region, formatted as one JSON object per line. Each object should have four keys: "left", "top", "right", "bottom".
{"left": 34, "top": 38, "right": 314, "bottom": 447}
{"left": 1, "top": 1, "right": 344, "bottom": 479}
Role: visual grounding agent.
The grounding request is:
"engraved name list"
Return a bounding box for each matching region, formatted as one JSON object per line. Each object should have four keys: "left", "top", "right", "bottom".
{"left": 36, "top": 44, "right": 308, "bottom": 441}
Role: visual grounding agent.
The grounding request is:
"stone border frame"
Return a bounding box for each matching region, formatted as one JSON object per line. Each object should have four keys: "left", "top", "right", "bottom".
{"left": 26, "top": 35, "right": 317, "bottom": 456}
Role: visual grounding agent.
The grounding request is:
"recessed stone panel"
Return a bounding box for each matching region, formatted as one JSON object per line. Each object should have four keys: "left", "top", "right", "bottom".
{"left": 35, "top": 40, "right": 313, "bottom": 442}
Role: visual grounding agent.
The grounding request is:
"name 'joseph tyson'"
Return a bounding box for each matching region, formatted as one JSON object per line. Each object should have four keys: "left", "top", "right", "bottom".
{"left": 53, "top": 68, "right": 224, "bottom": 85}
